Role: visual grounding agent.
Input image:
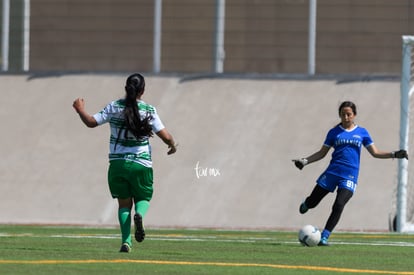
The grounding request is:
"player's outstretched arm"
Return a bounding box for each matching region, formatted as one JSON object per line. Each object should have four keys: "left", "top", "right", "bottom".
{"left": 292, "top": 145, "right": 330, "bottom": 170}
{"left": 366, "top": 144, "right": 408, "bottom": 159}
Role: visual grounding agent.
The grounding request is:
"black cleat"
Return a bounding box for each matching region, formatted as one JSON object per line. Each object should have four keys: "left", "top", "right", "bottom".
{"left": 134, "top": 213, "right": 146, "bottom": 243}
{"left": 299, "top": 202, "right": 309, "bottom": 214}
{"left": 119, "top": 243, "right": 131, "bottom": 253}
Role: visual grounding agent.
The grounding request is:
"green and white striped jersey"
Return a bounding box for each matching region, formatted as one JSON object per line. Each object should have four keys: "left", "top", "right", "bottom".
{"left": 93, "top": 99, "right": 165, "bottom": 167}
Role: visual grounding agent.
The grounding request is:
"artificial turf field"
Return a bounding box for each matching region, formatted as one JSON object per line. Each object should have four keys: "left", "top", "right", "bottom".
{"left": 0, "top": 225, "right": 413, "bottom": 274}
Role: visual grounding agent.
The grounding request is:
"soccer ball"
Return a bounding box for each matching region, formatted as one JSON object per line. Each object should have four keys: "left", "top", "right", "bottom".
{"left": 298, "top": 225, "right": 321, "bottom": 247}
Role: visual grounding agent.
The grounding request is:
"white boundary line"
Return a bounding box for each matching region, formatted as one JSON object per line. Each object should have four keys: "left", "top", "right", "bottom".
{"left": 1, "top": 232, "right": 414, "bottom": 247}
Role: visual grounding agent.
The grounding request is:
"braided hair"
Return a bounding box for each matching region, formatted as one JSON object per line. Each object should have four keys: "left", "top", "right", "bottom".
{"left": 123, "top": 73, "right": 153, "bottom": 140}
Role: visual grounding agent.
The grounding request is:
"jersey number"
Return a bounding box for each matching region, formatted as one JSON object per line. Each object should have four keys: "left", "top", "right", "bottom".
{"left": 346, "top": 180, "right": 357, "bottom": 191}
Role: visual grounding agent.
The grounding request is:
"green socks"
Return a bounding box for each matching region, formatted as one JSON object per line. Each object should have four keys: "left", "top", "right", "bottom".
{"left": 118, "top": 208, "right": 132, "bottom": 245}
{"left": 135, "top": 200, "right": 150, "bottom": 218}
{"left": 118, "top": 201, "right": 149, "bottom": 246}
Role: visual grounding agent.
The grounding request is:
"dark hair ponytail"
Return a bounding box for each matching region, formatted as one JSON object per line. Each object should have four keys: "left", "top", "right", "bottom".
{"left": 123, "top": 73, "right": 153, "bottom": 140}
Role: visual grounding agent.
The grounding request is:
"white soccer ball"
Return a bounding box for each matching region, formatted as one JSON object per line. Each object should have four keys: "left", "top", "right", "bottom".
{"left": 298, "top": 225, "right": 321, "bottom": 247}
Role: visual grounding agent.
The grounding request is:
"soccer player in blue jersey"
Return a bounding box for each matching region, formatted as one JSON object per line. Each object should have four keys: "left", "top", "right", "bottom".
{"left": 293, "top": 101, "right": 407, "bottom": 246}
{"left": 73, "top": 73, "right": 177, "bottom": 252}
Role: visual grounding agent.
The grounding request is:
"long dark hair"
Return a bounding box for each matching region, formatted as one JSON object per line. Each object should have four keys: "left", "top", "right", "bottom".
{"left": 123, "top": 73, "right": 153, "bottom": 139}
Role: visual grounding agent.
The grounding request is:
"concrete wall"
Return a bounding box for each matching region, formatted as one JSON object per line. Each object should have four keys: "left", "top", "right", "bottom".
{"left": 23, "top": 1, "right": 414, "bottom": 74}
{"left": 0, "top": 74, "right": 402, "bottom": 232}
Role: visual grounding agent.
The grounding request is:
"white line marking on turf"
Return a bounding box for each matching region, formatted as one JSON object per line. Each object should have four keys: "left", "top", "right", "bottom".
{"left": 1, "top": 232, "right": 414, "bottom": 247}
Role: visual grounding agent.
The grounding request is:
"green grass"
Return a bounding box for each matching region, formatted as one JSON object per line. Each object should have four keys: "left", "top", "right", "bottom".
{"left": 0, "top": 225, "right": 413, "bottom": 274}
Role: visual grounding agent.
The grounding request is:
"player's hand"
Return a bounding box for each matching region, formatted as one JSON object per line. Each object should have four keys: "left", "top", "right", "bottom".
{"left": 72, "top": 98, "right": 85, "bottom": 113}
{"left": 167, "top": 143, "right": 178, "bottom": 155}
{"left": 393, "top": 150, "right": 408, "bottom": 159}
{"left": 292, "top": 158, "right": 308, "bottom": 170}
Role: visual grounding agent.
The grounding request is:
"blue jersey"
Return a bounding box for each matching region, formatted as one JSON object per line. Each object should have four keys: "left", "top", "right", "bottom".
{"left": 323, "top": 124, "right": 373, "bottom": 182}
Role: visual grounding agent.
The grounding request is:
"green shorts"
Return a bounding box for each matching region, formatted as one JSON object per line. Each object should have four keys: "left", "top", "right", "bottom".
{"left": 107, "top": 160, "right": 154, "bottom": 202}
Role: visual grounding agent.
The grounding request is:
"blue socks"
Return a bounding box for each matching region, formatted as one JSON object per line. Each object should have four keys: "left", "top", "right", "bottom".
{"left": 321, "top": 229, "right": 331, "bottom": 240}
